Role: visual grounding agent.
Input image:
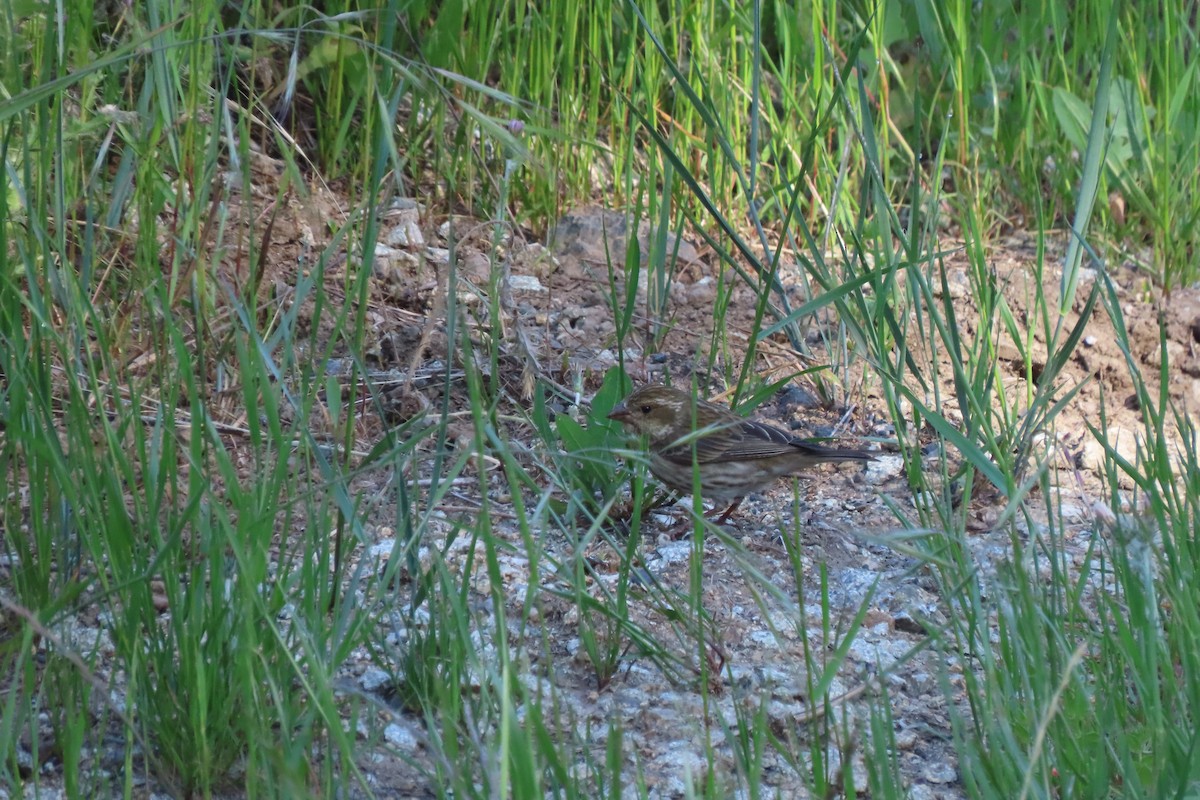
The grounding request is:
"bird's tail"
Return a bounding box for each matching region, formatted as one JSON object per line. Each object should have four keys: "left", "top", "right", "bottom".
{"left": 802, "top": 442, "right": 875, "bottom": 462}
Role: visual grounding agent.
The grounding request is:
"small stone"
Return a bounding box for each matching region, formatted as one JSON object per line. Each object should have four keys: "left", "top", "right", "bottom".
{"left": 921, "top": 761, "right": 957, "bottom": 784}
{"left": 384, "top": 722, "right": 420, "bottom": 749}
{"left": 369, "top": 540, "right": 397, "bottom": 560}
{"left": 507, "top": 274, "right": 547, "bottom": 293}
{"left": 778, "top": 384, "right": 822, "bottom": 410}
{"left": 1144, "top": 340, "right": 1185, "bottom": 370}
{"left": 360, "top": 667, "right": 391, "bottom": 692}
{"left": 370, "top": 243, "right": 400, "bottom": 260}
{"left": 864, "top": 455, "right": 904, "bottom": 483}
{"left": 933, "top": 267, "right": 969, "bottom": 299}
{"left": 686, "top": 276, "right": 717, "bottom": 304}
{"left": 461, "top": 252, "right": 491, "bottom": 282}
{"left": 385, "top": 216, "right": 424, "bottom": 248}
{"left": 907, "top": 785, "right": 937, "bottom": 800}
{"left": 389, "top": 197, "right": 424, "bottom": 211}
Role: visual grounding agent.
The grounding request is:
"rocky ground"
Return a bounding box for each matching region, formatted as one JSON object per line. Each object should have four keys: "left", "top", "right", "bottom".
{"left": 15, "top": 158, "right": 1200, "bottom": 797}
{"left": 309, "top": 182, "right": 1198, "bottom": 796}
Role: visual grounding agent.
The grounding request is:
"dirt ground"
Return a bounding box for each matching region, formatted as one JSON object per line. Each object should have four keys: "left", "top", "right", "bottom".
{"left": 27, "top": 157, "right": 1200, "bottom": 797}
{"left": 305, "top": 183, "right": 1199, "bottom": 797}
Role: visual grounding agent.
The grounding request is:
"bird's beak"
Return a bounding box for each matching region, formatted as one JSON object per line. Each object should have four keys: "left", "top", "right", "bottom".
{"left": 607, "top": 401, "right": 630, "bottom": 421}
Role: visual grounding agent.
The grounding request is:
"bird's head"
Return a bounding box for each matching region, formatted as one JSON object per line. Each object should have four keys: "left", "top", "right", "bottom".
{"left": 607, "top": 384, "right": 700, "bottom": 441}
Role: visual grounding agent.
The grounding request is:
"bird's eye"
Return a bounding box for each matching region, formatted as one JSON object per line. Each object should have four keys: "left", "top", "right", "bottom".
{"left": 640, "top": 404, "right": 652, "bottom": 414}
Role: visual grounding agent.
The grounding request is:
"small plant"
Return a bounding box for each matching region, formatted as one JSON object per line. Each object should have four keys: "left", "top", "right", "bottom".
{"left": 537, "top": 367, "right": 636, "bottom": 521}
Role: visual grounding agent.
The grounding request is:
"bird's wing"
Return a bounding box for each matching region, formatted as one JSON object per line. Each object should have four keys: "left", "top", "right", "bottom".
{"left": 740, "top": 421, "right": 875, "bottom": 462}
{"left": 724, "top": 419, "right": 809, "bottom": 459}
{"left": 662, "top": 418, "right": 873, "bottom": 464}
{"left": 657, "top": 418, "right": 794, "bottom": 464}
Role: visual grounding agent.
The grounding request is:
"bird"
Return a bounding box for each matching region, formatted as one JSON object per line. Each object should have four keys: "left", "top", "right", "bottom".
{"left": 607, "top": 384, "right": 873, "bottom": 522}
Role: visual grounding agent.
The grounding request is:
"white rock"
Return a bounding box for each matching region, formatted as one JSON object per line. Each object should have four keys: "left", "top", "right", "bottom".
{"left": 425, "top": 247, "right": 451, "bottom": 265}
{"left": 384, "top": 722, "right": 420, "bottom": 749}
{"left": 386, "top": 219, "right": 424, "bottom": 248}
{"left": 360, "top": 667, "right": 391, "bottom": 692}
{"left": 507, "top": 274, "right": 546, "bottom": 293}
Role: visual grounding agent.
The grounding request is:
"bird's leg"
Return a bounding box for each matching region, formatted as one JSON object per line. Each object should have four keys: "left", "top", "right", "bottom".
{"left": 657, "top": 497, "right": 744, "bottom": 536}
{"left": 711, "top": 498, "right": 744, "bottom": 524}
{"left": 661, "top": 498, "right": 741, "bottom": 537}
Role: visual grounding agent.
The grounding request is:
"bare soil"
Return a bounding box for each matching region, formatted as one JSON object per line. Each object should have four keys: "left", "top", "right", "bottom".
{"left": 319, "top": 188, "right": 1200, "bottom": 796}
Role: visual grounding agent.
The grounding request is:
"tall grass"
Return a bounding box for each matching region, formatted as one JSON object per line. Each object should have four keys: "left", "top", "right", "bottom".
{"left": 2, "top": 0, "right": 1198, "bottom": 796}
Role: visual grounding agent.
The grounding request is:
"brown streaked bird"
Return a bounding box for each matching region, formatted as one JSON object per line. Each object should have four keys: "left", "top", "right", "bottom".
{"left": 608, "top": 384, "right": 874, "bottom": 522}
